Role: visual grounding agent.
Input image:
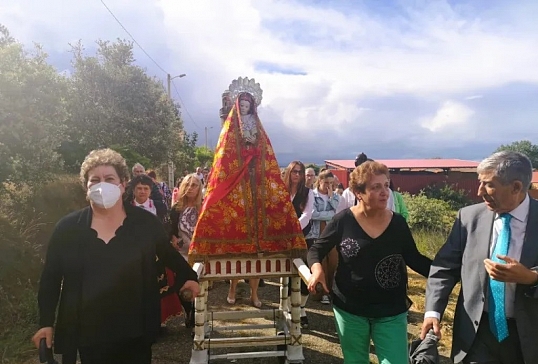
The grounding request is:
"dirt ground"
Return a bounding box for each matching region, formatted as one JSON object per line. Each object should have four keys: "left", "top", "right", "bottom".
{"left": 27, "top": 275, "right": 454, "bottom": 364}
{"left": 150, "top": 277, "right": 454, "bottom": 364}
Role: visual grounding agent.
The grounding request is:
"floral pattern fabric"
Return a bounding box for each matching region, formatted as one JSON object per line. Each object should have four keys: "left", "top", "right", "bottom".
{"left": 188, "top": 98, "right": 306, "bottom": 263}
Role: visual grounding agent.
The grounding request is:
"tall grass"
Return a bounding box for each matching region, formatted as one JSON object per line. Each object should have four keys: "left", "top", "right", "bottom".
{"left": 0, "top": 175, "right": 86, "bottom": 363}
{"left": 412, "top": 228, "right": 449, "bottom": 259}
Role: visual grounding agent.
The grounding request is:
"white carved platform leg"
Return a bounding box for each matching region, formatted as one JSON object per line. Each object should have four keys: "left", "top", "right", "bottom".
{"left": 189, "top": 257, "right": 309, "bottom": 364}
{"left": 190, "top": 263, "right": 208, "bottom": 364}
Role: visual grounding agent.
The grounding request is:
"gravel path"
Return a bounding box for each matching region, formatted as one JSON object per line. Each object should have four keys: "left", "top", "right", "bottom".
{"left": 151, "top": 279, "right": 453, "bottom": 364}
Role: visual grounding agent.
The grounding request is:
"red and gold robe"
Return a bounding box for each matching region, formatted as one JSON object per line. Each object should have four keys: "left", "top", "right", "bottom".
{"left": 188, "top": 100, "right": 306, "bottom": 264}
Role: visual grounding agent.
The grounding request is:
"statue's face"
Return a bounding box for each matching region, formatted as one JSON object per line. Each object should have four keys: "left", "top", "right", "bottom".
{"left": 239, "top": 100, "right": 250, "bottom": 116}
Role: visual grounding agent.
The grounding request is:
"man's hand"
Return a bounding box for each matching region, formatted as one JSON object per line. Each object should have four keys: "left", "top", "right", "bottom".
{"left": 32, "top": 327, "right": 53, "bottom": 349}
{"left": 484, "top": 255, "right": 538, "bottom": 285}
{"left": 420, "top": 317, "right": 442, "bottom": 340}
{"left": 180, "top": 280, "right": 200, "bottom": 301}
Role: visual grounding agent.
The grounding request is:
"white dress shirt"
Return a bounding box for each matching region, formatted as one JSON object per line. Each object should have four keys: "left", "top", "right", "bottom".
{"left": 425, "top": 194, "right": 530, "bottom": 320}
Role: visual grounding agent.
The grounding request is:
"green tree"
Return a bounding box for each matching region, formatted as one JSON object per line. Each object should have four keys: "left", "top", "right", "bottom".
{"left": 62, "top": 39, "right": 183, "bottom": 168}
{"left": 422, "top": 183, "right": 472, "bottom": 210}
{"left": 495, "top": 140, "right": 538, "bottom": 168}
{"left": 0, "top": 25, "right": 68, "bottom": 187}
{"left": 194, "top": 146, "right": 214, "bottom": 169}
{"left": 173, "top": 131, "right": 198, "bottom": 176}
{"left": 305, "top": 163, "right": 321, "bottom": 174}
{"left": 402, "top": 192, "right": 456, "bottom": 233}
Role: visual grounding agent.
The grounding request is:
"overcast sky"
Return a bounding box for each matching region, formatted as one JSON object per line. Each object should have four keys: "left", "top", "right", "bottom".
{"left": 3, "top": 0, "right": 538, "bottom": 165}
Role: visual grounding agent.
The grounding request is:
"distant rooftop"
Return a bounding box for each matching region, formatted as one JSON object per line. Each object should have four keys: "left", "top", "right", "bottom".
{"left": 325, "top": 159, "right": 480, "bottom": 170}
{"left": 533, "top": 171, "right": 538, "bottom": 184}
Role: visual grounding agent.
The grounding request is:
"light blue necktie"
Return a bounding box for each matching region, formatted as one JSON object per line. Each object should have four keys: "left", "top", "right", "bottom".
{"left": 488, "top": 213, "right": 512, "bottom": 342}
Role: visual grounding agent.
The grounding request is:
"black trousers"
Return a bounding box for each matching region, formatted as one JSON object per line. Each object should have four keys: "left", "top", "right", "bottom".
{"left": 77, "top": 337, "right": 152, "bottom": 364}
{"left": 462, "top": 312, "right": 524, "bottom": 364}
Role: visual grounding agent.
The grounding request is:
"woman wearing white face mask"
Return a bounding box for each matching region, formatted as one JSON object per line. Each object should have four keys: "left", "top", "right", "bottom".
{"left": 32, "top": 148, "right": 200, "bottom": 364}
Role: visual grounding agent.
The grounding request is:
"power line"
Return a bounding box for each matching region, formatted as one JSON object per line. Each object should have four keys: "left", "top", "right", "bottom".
{"left": 100, "top": 0, "right": 168, "bottom": 75}
{"left": 100, "top": 0, "right": 201, "bottom": 132}
{"left": 172, "top": 80, "right": 202, "bottom": 131}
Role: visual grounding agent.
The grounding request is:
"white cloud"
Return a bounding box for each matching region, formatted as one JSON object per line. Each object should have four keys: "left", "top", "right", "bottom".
{"left": 465, "top": 95, "right": 483, "bottom": 100}
{"left": 1, "top": 0, "right": 538, "bottom": 162}
{"left": 421, "top": 100, "right": 475, "bottom": 132}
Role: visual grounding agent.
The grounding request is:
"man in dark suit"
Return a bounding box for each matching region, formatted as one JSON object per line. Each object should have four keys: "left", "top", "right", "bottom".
{"left": 421, "top": 151, "right": 538, "bottom": 364}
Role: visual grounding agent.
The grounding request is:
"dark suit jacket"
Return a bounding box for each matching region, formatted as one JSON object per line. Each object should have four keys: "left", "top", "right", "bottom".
{"left": 37, "top": 204, "right": 197, "bottom": 354}
{"left": 425, "top": 197, "right": 538, "bottom": 363}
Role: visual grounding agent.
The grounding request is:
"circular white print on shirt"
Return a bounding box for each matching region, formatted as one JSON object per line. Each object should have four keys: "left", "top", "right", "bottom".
{"left": 340, "top": 238, "right": 361, "bottom": 259}
{"left": 375, "top": 254, "right": 403, "bottom": 289}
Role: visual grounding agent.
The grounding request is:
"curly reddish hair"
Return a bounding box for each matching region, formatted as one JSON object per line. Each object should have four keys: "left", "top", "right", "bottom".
{"left": 349, "top": 161, "right": 389, "bottom": 194}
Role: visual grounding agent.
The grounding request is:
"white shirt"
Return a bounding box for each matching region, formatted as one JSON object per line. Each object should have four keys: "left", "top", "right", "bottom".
{"left": 134, "top": 198, "right": 157, "bottom": 216}
{"left": 425, "top": 194, "right": 530, "bottom": 320}
{"left": 335, "top": 187, "right": 355, "bottom": 214}
{"left": 291, "top": 189, "right": 314, "bottom": 230}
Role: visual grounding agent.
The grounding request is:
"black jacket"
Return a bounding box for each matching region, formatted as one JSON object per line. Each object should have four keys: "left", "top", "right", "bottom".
{"left": 37, "top": 203, "right": 197, "bottom": 354}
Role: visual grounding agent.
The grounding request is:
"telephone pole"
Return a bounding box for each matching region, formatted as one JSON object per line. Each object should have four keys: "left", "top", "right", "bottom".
{"left": 205, "top": 126, "right": 214, "bottom": 149}
{"left": 166, "top": 73, "right": 186, "bottom": 187}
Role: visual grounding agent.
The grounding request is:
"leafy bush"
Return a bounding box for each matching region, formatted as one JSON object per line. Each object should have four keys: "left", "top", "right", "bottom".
{"left": 0, "top": 175, "right": 87, "bottom": 362}
{"left": 0, "top": 280, "right": 39, "bottom": 363}
{"left": 421, "top": 183, "right": 472, "bottom": 210}
{"left": 402, "top": 192, "right": 456, "bottom": 233}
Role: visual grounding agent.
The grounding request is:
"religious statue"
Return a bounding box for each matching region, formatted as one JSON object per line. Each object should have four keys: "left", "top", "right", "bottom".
{"left": 189, "top": 77, "right": 306, "bottom": 264}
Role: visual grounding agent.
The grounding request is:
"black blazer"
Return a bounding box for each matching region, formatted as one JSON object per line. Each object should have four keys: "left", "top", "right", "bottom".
{"left": 37, "top": 203, "right": 198, "bottom": 354}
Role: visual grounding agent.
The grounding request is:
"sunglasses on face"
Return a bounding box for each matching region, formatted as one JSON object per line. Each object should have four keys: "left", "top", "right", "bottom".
{"left": 291, "top": 169, "right": 303, "bottom": 175}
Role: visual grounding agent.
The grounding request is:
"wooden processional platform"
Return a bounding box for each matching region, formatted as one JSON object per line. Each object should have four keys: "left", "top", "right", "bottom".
{"left": 189, "top": 255, "right": 312, "bottom": 364}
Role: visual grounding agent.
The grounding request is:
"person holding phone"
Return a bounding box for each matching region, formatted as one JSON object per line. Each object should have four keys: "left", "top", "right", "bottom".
{"left": 305, "top": 169, "right": 340, "bottom": 304}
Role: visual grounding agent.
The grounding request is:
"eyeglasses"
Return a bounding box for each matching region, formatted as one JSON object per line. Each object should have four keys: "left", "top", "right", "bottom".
{"left": 306, "top": 174, "right": 315, "bottom": 177}
{"left": 291, "top": 169, "right": 302, "bottom": 175}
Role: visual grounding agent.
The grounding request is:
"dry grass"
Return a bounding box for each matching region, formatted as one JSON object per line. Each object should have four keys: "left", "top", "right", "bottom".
{"left": 407, "top": 270, "right": 460, "bottom": 363}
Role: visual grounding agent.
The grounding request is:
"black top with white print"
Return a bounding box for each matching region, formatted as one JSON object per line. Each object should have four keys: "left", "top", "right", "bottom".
{"left": 307, "top": 209, "right": 431, "bottom": 318}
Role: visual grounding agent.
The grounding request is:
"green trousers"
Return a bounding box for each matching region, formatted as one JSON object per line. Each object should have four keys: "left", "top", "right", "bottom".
{"left": 333, "top": 306, "right": 408, "bottom": 364}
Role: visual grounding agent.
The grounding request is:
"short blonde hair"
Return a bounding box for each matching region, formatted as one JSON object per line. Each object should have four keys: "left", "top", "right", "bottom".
{"left": 349, "top": 161, "right": 389, "bottom": 194}
{"left": 80, "top": 148, "right": 130, "bottom": 188}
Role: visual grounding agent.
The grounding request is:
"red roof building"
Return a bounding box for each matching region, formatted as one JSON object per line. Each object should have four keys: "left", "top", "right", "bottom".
{"left": 325, "top": 158, "right": 481, "bottom": 202}
{"left": 325, "top": 159, "right": 479, "bottom": 171}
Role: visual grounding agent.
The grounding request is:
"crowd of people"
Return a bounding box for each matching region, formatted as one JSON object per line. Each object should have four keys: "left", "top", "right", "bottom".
{"left": 31, "top": 147, "right": 538, "bottom": 364}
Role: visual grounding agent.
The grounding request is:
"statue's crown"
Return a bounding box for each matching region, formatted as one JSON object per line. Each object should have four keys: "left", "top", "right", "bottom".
{"left": 227, "top": 77, "right": 263, "bottom": 106}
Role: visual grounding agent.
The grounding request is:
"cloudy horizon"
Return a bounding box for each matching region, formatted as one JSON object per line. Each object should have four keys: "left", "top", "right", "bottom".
{"left": 2, "top": 0, "right": 538, "bottom": 165}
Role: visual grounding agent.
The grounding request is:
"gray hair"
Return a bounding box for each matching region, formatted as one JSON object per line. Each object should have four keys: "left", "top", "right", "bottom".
{"left": 132, "top": 163, "right": 145, "bottom": 173}
{"left": 477, "top": 151, "right": 533, "bottom": 193}
{"left": 305, "top": 167, "right": 316, "bottom": 175}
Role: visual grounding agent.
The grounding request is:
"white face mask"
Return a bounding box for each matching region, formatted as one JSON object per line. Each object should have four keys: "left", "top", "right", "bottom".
{"left": 87, "top": 182, "right": 122, "bottom": 209}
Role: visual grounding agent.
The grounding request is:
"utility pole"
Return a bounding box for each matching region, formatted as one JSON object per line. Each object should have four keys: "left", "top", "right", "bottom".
{"left": 204, "top": 126, "right": 213, "bottom": 149}
{"left": 166, "top": 73, "right": 186, "bottom": 188}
